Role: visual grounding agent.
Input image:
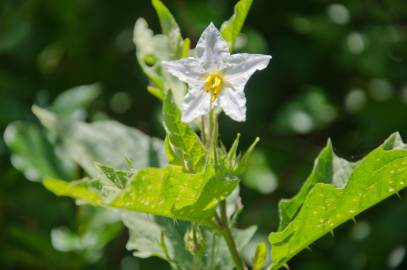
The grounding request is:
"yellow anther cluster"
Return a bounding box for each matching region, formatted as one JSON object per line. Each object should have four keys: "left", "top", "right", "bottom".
{"left": 204, "top": 72, "right": 223, "bottom": 102}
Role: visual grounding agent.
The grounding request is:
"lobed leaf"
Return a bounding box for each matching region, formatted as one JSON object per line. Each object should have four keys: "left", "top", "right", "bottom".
{"left": 44, "top": 164, "right": 239, "bottom": 226}
{"left": 269, "top": 133, "right": 407, "bottom": 269}
{"left": 221, "top": 0, "right": 253, "bottom": 51}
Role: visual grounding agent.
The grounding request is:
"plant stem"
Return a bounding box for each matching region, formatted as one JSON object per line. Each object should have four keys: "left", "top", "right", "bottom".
{"left": 218, "top": 201, "right": 246, "bottom": 270}
{"left": 207, "top": 110, "right": 244, "bottom": 269}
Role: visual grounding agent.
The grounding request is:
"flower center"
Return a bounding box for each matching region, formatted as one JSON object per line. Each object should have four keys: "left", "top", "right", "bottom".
{"left": 204, "top": 72, "right": 223, "bottom": 102}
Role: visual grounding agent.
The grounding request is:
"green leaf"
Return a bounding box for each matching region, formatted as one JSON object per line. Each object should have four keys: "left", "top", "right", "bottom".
{"left": 33, "top": 105, "right": 166, "bottom": 177}
{"left": 221, "top": 0, "right": 253, "bottom": 51}
{"left": 163, "top": 92, "right": 207, "bottom": 172}
{"left": 44, "top": 165, "right": 239, "bottom": 226}
{"left": 51, "top": 83, "right": 101, "bottom": 120}
{"left": 151, "top": 0, "right": 180, "bottom": 37}
{"left": 243, "top": 150, "right": 278, "bottom": 194}
{"left": 51, "top": 207, "right": 121, "bottom": 262}
{"left": 252, "top": 242, "right": 267, "bottom": 270}
{"left": 122, "top": 212, "right": 194, "bottom": 269}
{"left": 277, "top": 139, "right": 354, "bottom": 230}
{"left": 4, "top": 121, "right": 76, "bottom": 181}
{"left": 133, "top": 18, "right": 187, "bottom": 104}
{"left": 269, "top": 133, "right": 407, "bottom": 269}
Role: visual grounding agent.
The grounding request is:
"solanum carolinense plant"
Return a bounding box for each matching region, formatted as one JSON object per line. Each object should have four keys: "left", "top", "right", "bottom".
{"left": 5, "top": 0, "right": 407, "bottom": 269}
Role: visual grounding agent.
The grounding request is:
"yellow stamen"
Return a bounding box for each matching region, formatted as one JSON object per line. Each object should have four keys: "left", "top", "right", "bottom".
{"left": 204, "top": 72, "right": 223, "bottom": 102}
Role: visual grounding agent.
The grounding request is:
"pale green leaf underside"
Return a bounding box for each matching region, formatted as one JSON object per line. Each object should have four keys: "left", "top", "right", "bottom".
{"left": 221, "top": 0, "right": 253, "bottom": 51}
{"left": 33, "top": 105, "right": 166, "bottom": 178}
{"left": 44, "top": 165, "right": 238, "bottom": 226}
{"left": 4, "top": 121, "right": 75, "bottom": 181}
{"left": 269, "top": 133, "right": 407, "bottom": 269}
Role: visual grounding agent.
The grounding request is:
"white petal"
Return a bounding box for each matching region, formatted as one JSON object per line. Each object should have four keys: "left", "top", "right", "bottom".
{"left": 195, "top": 23, "right": 230, "bottom": 70}
{"left": 219, "top": 87, "right": 246, "bottom": 122}
{"left": 222, "top": 54, "right": 271, "bottom": 91}
{"left": 182, "top": 87, "right": 211, "bottom": 122}
{"left": 162, "top": 58, "right": 206, "bottom": 87}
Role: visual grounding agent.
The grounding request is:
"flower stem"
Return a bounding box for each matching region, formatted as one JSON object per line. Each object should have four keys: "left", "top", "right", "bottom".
{"left": 207, "top": 110, "right": 244, "bottom": 269}
{"left": 217, "top": 201, "right": 246, "bottom": 270}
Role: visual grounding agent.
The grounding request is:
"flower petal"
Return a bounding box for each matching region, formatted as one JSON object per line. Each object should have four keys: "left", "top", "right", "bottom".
{"left": 182, "top": 87, "right": 211, "bottom": 122}
{"left": 162, "top": 58, "right": 206, "bottom": 87}
{"left": 222, "top": 53, "right": 271, "bottom": 91}
{"left": 219, "top": 87, "right": 246, "bottom": 122}
{"left": 195, "top": 23, "right": 230, "bottom": 70}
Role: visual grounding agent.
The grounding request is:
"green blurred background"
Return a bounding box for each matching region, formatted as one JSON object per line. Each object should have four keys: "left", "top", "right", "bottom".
{"left": 1, "top": 0, "right": 407, "bottom": 269}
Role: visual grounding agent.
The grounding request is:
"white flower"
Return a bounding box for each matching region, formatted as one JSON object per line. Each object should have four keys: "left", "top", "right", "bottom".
{"left": 162, "top": 23, "right": 272, "bottom": 122}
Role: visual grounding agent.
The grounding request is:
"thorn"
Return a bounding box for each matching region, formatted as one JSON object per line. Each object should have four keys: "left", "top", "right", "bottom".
{"left": 395, "top": 192, "right": 401, "bottom": 199}
{"left": 283, "top": 263, "right": 290, "bottom": 270}
{"left": 351, "top": 217, "right": 356, "bottom": 224}
{"left": 330, "top": 230, "right": 335, "bottom": 237}
{"left": 305, "top": 246, "right": 312, "bottom": 252}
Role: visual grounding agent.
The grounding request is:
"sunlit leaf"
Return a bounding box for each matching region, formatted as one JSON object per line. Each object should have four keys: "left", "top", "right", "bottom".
{"left": 269, "top": 133, "right": 407, "bottom": 269}
{"left": 44, "top": 164, "right": 239, "bottom": 226}
{"left": 221, "top": 0, "right": 253, "bottom": 51}
{"left": 163, "top": 92, "right": 206, "bottom": 172}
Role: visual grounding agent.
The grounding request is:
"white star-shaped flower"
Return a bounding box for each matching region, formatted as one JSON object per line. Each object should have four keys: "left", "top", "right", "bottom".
{"left": 162, "top": 23, "right": 271, "bottom": 122}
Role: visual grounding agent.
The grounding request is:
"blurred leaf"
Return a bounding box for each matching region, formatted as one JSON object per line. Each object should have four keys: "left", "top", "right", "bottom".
{"left": 221, "top": 0, "right": 253, "bottom": 51}
{"left": 51, "top": 207, "right": 121, "bottom": 262}
{"left": 163, "top": 92, "right": 206, "bottom": 173}
{"left": 4, "top": 121, "right": 76, "bottom": 181}
{"left": 243, "top": 150, "right": 278, "bottom": 194}
{"left": 133, "top": 18, "right": 186, "bottom": 105}
{"left": 208, "top": 225, "right": 257, "bottom": 269}
{"left": 151, "top": 0, "right": 184, "bottom": 57}
{"left": 269, "top": 133, "right": 407, "bottom": 269}
{"left": 44, "top": 164, "right": 239, "bottom": 226}
{"left": 33, "top": 105, "right": 166, "bottom": 177}
{"left": 51, "top": 84, "right": 101, "bottom": 121}
{"left": 274, "top": 88, "right": 337, "bottom": 134}
{"left": 122, "top": 212, "right": 193, "bottom": 268}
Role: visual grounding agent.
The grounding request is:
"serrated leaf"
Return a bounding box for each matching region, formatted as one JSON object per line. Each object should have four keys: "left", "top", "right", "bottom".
{"left": 4, "top": 121, "right": 75, "bottom": 181}
{"left": 269, "top": 133, "right": 407, "bottom": 270}
{"left": 221, "top": 0, "right": 253, "bottom": 51}
{"left": 277, "top": 140, "right": 354, "bottom": 230}
{"left": 163, "top": 92, "right": 206, "bottom": 172}
{"left": 33, "top": 105, "right": 166, "bottom": 177}
{"left": 44, "top": 165, "right": 238, "bottom": 226}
